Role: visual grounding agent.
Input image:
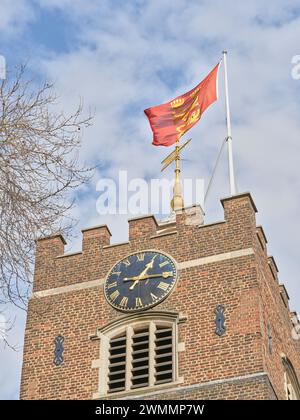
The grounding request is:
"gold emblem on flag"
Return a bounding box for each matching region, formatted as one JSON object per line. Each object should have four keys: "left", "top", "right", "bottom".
{"left": 188, "top": 108, "right": 201, "bottom": 124}
{"left": 170, "top": 98, "right": 184, "bottom": 108}
{"left": 190, "top": 87, "right": 200, "bottom": 98}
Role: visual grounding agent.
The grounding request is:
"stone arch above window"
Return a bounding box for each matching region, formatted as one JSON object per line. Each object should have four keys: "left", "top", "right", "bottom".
{"left": 91, "top": 311, "right": 186, "bottom": 398}
{"left": 282, "top": 354, "right": 300, "bottom": 400}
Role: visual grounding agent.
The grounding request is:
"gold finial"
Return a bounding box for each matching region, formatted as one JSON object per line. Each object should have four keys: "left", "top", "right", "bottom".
{"left": 161, "top": 138, "right": 191, "bottom": 211}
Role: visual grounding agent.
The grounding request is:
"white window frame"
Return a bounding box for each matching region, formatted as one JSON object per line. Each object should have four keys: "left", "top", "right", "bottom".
{"left": 91, "top": 311, "right": 186, "bottom": 398}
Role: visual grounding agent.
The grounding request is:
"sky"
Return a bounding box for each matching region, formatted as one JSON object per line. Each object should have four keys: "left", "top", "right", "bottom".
{"left": 1, "top": 0, "right": 300, "bottom": 399}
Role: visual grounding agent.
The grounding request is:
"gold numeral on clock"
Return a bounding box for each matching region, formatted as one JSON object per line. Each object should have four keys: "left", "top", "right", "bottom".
{"left": 112, "top": 271, "right": 121, "bottom": 276}
{"left": 110, "top": 290, "right": 120, "bottom": 301}
{"left": 135, "top": 297, "right": 143, "bottom": 308}
{"left": 150, "top": 292, "right": 158, "bottom": 301}
{"left": 123, "top": 259, "right": 131, "bottom": 267}
{"left": 136, "top": 253, "right": 145, "bottom": 261}
{"left": 159, "top": 260, "right": 169, "bottom": 268}
{"left": 119, "top": 296, "right": 128, "bottom": 308}
{"left": 157, "top": 281, "right": 169, "bottom": 292}
{"left": 107, "top": 281, "right": 117, "bottom": 289}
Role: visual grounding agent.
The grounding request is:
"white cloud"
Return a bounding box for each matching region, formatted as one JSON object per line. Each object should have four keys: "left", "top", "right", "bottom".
{"left": 0, "top": 0, "right": 35, "bottom": 35}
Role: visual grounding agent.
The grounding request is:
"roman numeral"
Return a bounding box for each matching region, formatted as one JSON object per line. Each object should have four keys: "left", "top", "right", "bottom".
{"left": 135, "top": 297, "right": 143, "bottom": 308}
{"left": 119, "top": 296, "right": 128, "bottom": 308}
{"left": 112, "top": 271, "right": 121, "bottom": 276}
{"left": 122, "top": 259, "right": 131, "bottom": 267}
{"left": 107, "top": 281, "right": 117, "bottom": 289}
{"left": 157, "top": 281, "right": 169, "bottom": 292}
{"left": 150, "top": 292, "right": 158, "bottom": 301}
{"left": 136, "top": 253, "right": 145, "bottom": 261}
{"left": 159, "top": 260, "right": 169, "bottom": 268}
{"left": 110, "top": 290, "right": 120, "bottom": 301}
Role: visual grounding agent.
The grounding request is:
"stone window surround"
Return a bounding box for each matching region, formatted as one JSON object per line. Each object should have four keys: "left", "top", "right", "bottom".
{"left": 90, "top": 311, "right": 186, "bottom": 399}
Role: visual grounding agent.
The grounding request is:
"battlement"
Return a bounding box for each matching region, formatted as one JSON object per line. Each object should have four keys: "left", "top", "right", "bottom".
{"left": 33, "top": 194, "right": 255, "bottom": 290}
{"left": 35, "top": 193, "right": 256, "bottom": 262}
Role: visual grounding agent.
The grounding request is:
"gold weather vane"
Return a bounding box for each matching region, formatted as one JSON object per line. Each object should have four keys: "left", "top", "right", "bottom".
{"left": 161, "top": 138, "right": 191, "bottom": 211}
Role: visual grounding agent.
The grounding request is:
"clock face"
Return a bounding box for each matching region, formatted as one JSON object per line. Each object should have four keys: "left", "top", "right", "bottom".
{"left": 104, "top": 251, "right": 177, "bottom": 312}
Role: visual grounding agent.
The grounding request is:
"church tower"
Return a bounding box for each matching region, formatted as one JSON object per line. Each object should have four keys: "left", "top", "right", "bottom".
{"left": 20, "top": 192, "right": 300, "bottom": 400}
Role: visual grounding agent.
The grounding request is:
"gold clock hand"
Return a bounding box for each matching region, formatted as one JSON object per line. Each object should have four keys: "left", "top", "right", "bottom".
{"left": 124, "top": 272, "right": 172, "bottom": 282}
{"left": 129, "top": 282, "right": 138, "bottom": 290}
{"left": 129, "top": 271, "right": 172, "bottom": 290}
{"left": 129, "top": 255, "right": 157, "bottom": 290}
{"left": 138, "top": 255, "right": 157, "bottom": 277}
{"left": 123, "top": 275, "right": 140, "bottom": 281}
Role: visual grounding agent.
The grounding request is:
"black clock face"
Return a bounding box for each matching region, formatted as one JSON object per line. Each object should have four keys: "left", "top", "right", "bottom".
{"left": 104, "top": 251, "right": 177, "bottom": 312}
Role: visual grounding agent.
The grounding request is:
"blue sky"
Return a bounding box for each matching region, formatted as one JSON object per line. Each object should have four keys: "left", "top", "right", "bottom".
{"left": 1, "top": 0, "right": 300, "bottom": 399}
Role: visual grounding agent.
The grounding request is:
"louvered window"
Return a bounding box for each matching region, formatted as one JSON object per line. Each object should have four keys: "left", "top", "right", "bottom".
{"left": 155, "top": 326, "right": 173, "bottom": 385}
{"left": 107, "top": 322, "right": 175, "bottom": 394}
{"left": 131, "top": 327, "right": 150, "bottom": 389}
{"left": 108, "top": 332, "right": 127, "bottom": 393}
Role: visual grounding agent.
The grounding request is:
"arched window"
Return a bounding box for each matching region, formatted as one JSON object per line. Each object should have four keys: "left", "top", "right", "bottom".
{"left": 91, "top": 311, "right": 185, "bottom": 398}
{"left": 282, "top": 355, "right": 300, "bottom": 400}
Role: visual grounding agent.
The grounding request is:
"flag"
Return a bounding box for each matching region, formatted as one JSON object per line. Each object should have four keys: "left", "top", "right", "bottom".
{"left": 144, "top": 62, "right": 220, "bottom": 147}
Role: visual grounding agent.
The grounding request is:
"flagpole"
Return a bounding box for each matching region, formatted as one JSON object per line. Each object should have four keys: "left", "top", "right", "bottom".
{"left": 222, "top": 50, "right": 237, "bottom": 196}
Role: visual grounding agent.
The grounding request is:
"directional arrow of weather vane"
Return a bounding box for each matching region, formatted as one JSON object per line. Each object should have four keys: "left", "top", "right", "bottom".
{"left": 161, "top": 138, "right": 192, "bottom": 172}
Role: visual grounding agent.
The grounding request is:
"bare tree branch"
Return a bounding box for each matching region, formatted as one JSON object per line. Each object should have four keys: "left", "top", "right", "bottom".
{"left": 0, "top": 309, "right": 19, "bottom": 351}
{"left": 0, "top": 65, "right": 93, "bottom": 312}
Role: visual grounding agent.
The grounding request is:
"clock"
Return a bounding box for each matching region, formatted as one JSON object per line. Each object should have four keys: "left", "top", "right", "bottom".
{"left": 104, "top": 250, "right": 178, "bottom": 312}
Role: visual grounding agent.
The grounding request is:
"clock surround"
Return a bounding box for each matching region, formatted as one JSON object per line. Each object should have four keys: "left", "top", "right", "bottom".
{"left": 104, "top": 250, "right": 178, "bottom": 312}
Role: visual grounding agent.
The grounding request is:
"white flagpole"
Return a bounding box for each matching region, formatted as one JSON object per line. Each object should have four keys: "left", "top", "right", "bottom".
{"left": 222, "top": 50, "right": 237, "bottom": 195}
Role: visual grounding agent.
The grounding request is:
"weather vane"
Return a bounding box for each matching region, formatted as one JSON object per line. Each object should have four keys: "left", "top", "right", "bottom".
{"left": 161, "top": 138, "right": 191, "bottom": 211}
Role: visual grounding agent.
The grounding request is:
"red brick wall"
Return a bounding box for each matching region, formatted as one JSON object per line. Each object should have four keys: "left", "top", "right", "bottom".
{"left": 131, "top": 375, "right": 277, "bottom": 400}
{"left": 20, "top": 193, "right": 300, "bottom": 400}
{"left": 254, "top": 226, "right": 300, "bottom": 399}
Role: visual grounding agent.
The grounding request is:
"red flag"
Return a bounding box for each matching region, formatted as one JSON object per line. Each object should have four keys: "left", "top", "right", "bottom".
{"left": 144, "top": 63, "right": 220, "bottom": 147}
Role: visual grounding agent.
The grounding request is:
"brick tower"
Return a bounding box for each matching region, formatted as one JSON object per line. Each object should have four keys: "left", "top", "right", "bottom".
{"left": 20, "top": 193, "right": 300, "bottom": 400}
